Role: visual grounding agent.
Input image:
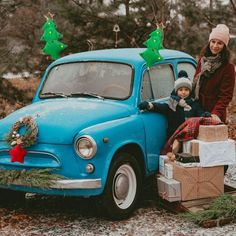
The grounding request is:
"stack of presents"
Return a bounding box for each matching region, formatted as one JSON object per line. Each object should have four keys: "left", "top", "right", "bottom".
{"left": 158, "top": 124, "right": 236, "bottom": 202}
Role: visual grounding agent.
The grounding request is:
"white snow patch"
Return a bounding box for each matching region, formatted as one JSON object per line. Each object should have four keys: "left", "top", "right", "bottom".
{"left": 2, "top": 71, "right": 40, "bottom": 79}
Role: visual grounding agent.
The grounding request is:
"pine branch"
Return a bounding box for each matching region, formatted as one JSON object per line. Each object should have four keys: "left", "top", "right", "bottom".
{"left": 181, "top": 194, "right": 236, "bottom": 225}
{"left": 0, "top": 169, "right": 66, "bottom": 189}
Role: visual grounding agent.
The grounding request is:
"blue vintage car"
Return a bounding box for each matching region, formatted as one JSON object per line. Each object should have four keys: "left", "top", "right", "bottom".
{"left": 0, "top": 48, "right": 196, "bottom": 219}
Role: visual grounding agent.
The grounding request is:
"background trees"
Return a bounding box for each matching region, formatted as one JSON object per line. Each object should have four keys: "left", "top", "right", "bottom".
{"left": 0, "top": 0, "right": 236, "bottom": 75}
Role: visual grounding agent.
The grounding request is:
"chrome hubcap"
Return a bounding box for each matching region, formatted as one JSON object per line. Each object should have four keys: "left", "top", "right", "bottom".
{"left": 114, "top": 173, "right": 129, "bottom": 200}
{"left": 112, "top": 163, "right": 137, "bottom": 209}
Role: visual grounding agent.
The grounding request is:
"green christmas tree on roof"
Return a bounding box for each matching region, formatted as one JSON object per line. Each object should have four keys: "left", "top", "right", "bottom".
{"left": 41, "top": 13, "right": 68, "bottom": 60}
{"left": 140, "top": 24, "right": 165, "bottom": 68}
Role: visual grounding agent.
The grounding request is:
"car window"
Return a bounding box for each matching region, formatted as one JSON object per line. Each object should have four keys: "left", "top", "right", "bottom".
{"left": 141, "top": 64, "right": 175, "bottom": 101}
{"left": 40, "top": 62, "right": 133, "bottom": 100}
{"left": 140, "top": 72, "right": 153, "bottom": 101}
{"left": 177, "top": 63, "right": 196, "bottom": 81}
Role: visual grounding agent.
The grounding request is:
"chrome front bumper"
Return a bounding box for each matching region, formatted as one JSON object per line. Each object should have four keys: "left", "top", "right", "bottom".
{"left": 51, "top": 179, "right": 102, "bottom": 189}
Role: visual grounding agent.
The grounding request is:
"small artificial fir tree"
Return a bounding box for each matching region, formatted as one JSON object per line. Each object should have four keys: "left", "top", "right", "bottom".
{"left": 41, "top": 16, "right": 68, "bottom": 60}
{"left": 140, "top": 27, "right": 164, "bottom": 68}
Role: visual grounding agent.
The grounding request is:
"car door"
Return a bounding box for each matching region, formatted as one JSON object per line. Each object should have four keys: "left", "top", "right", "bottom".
{"left": 139, "top": 63, "right": 175, "bottom": 172}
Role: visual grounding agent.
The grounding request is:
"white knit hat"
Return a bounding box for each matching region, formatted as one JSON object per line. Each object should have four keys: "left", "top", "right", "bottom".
{"left": 174, "top": 70, "right": 192, "bottom": 92}
{"left": 209, "top": 24, "right": 230, "bottom": 46}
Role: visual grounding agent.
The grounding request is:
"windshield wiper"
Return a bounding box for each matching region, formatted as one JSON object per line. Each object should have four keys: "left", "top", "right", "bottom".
{"left": 70, "top": 92, "right": 104, "bottom": 99}
{"left": 40, "top": 92, "right": 69, "bottom": 98}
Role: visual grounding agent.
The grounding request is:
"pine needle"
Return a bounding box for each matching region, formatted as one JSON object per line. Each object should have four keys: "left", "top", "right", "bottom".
{"left": 0, "top": 168, "right": 66, "bottom": 189}
{"left": 181, "top": 194, "right": 236, "bottom": 224}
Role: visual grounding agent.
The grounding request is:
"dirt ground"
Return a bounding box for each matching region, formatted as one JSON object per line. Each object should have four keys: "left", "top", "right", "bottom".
{"left": 0, "top": 184, "right": 236, "bottom": 236}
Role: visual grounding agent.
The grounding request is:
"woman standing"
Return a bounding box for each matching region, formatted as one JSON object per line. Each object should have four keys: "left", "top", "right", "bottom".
{"left": 193, "top": 24, "right": 235, "bottom": 123}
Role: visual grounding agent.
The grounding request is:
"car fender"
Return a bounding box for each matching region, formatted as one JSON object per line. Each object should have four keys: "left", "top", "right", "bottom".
{"left": 76, "top": 115, "right": 147, "bottom": 187}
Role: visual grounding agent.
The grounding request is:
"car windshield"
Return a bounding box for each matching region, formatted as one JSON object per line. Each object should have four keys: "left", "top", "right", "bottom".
{"left": 40, "top": 62, "right": 133, "bottom": 100}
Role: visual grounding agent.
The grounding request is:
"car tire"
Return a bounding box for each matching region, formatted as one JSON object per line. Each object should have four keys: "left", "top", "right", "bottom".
{"left": 101, "top": 152, "right": 143, "bottom": 220}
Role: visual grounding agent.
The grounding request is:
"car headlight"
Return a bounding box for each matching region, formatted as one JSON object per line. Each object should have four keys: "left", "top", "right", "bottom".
{"left": 74, "top": 135, "right": 97, "bottom": 159}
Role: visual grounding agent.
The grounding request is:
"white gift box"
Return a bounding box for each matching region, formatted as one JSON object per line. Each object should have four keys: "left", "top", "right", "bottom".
{"left": 199, "top": 139, "right": 236, "bottom": 167}
{"left": 157, "top": 176, "right": 181, "bottom": 202}
{"left": 159, "top": 155, "right": 168, "bottom": 175}
{"left": 164, "top": 163, "right": 173, "bottom": 179}
{"left": 159, "top": 165, "right": 165, "bottom": 176}
{"left": 183, "top": 140, "right": 191, "bottom": 153}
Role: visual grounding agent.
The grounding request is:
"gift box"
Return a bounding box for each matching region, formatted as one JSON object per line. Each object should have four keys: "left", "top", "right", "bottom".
{"left": 198, "top": 139, "right": 236, "bottom": 167}
{"left": 183, "top": 140, "right": 191, "bottom": 153}
{"left": 164, "top": 163, "right": 173, "bottom": 179}
{"left": 175, "top": 153, "right": 199, "bottom": 163}
{"left": 157, "top": 176, "right": 181, "bottom": 202}
{"left": 172, "top": 163, "right": 224, "bottom": 201}
{"left": 197, "top": 125, "right": 228, "bottom": 142}
{"left": 175, "top": 161, "right": 201, "bottom": 168}
{"left": 183, "top": 140, "right": 200, "bottom": 156}
{"left": 159, "top": 155, "right": 169, "bottom": 175}
{"left": 190, "top": 139, "right": 200, "bottom": 156}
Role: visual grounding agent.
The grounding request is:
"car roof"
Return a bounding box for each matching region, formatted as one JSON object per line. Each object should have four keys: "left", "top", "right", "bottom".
{"left": 55, "top": 48, "right": 194, "bottom": 66}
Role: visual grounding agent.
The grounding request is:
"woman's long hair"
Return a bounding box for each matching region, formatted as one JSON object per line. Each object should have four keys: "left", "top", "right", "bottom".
{"left": 200, "top": 43, "right": 232, "bottom": 64}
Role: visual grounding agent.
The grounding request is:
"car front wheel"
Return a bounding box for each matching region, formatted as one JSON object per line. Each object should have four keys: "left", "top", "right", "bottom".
{"left": 101, "top": 152, "right": 142, "bottom": 220}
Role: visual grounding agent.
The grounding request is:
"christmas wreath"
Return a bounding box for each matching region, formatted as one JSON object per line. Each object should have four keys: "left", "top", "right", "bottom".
{"left": 6, "top": 116, "right": 38, "bottom": 163}
{"left": 6, "top": 116, "right": 38, "bottom": 149}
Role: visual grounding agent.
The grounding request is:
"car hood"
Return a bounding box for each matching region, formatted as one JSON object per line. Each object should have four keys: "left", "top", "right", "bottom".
{"left": 0, "top": 99, "right": 132, "bottom": 144}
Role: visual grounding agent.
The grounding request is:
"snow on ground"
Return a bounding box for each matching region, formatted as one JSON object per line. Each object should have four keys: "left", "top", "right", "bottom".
{"left": 225, "top": 164, "right": 236, "bottom": 187}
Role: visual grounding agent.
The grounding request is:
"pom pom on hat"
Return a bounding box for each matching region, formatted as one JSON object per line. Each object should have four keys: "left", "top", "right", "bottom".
{"left": 209, "top": 24, "right": 230, "bottom": 46}
{"left": 174, "top": 70, "right": 192, "bottom": 92}
{"left": 178, "top": 70, "right": 188, "bottom": 78}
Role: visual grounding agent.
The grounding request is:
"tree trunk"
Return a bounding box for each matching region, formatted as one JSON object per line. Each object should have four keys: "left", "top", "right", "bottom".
{"left": 125, "top": 0, "right": 130, "bottom": 17}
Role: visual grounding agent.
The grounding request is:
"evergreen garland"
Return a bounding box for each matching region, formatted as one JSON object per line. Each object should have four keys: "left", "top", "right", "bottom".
{"left": 182, "top": 194, "right": 236, "bottom": 225}
{"left": 0, "top": 169, "right": 66, "bottom": 189}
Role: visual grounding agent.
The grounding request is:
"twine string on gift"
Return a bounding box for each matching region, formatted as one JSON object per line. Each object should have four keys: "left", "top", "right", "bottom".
{"left": 181, "top": 167, "right": 198, "bottom": 199}
{"left": 196, "top": 168, "right": 200, "bottom": 197}
{"left": 160, "top": 191, "right": 168, "bottom": 199}
{"left": 196, "top": 167, "right": 223, "bottom": 198}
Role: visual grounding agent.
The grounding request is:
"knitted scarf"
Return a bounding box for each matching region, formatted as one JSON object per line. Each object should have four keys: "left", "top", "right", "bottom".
{"left": 168, "top": 93, "right": 192, "bottom": 112}
{"left": 193, "top": 54, "right": 222, "bottom": 100}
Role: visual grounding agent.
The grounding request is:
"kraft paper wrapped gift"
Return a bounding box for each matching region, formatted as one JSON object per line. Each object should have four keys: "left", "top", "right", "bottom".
{"left": 172, "top": 163, "right": 224, "bottom": 201}
{"left": 159, "top": 155, "right": 169, "bottom": 175}
{"left": 190, "top": 139, "right": 200, "bottom": 156}
{"left": 199, "top": 139, "right": 236, "bottom": 167}
{"left": 197, "top": 125, "right": 228, "bottom": 142}
{"left": 183, "top": 140, "right": 200, "bottom": 156}
{"left": 157, "top": 176, "right": 181, "bottom": 202}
